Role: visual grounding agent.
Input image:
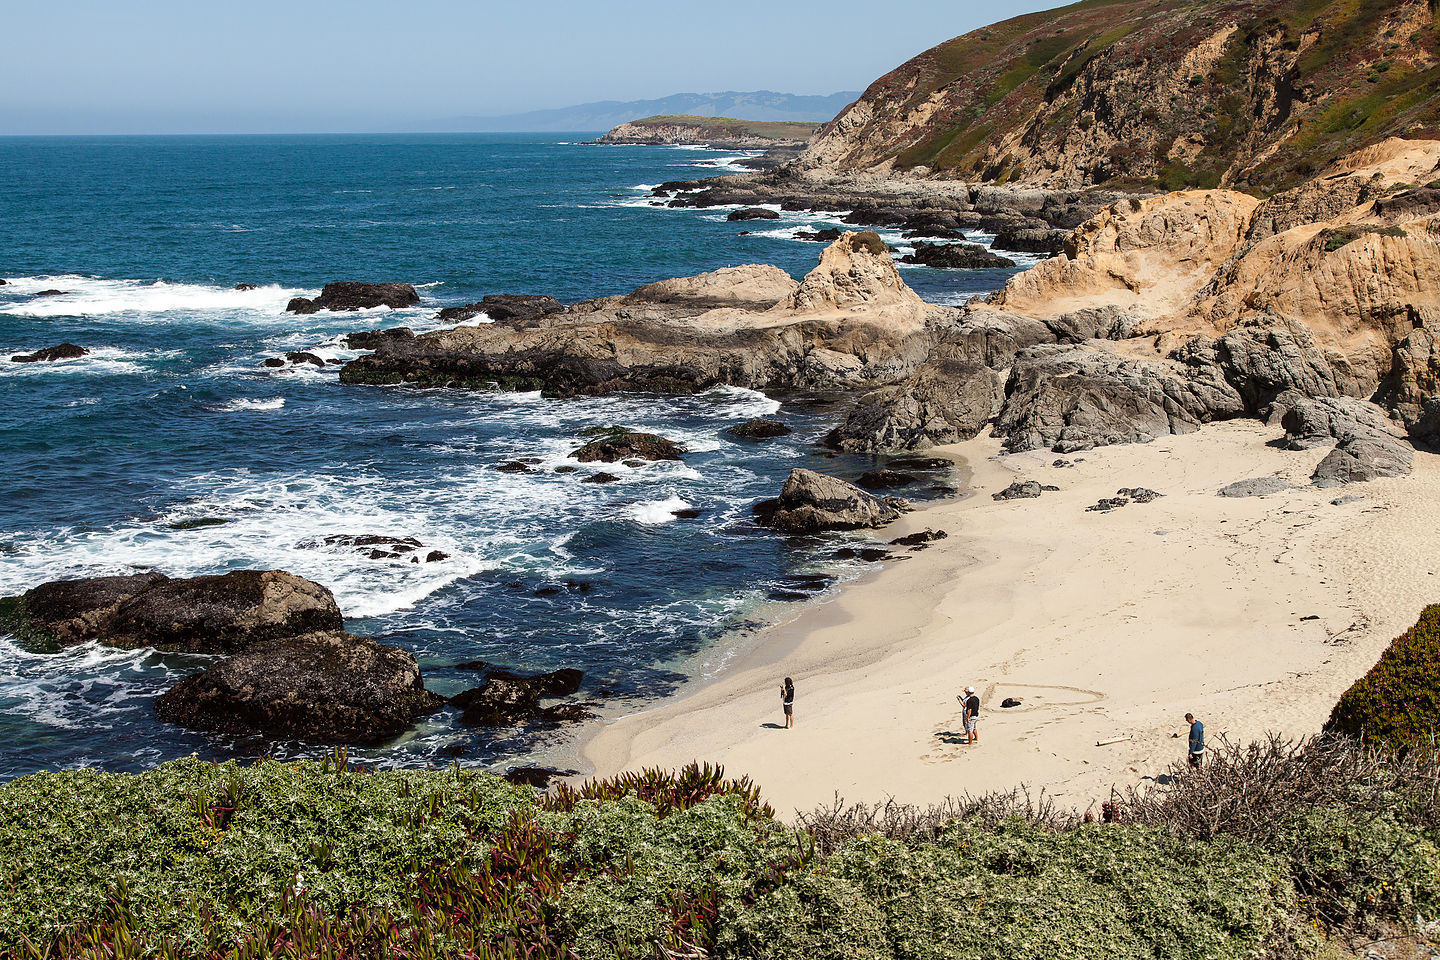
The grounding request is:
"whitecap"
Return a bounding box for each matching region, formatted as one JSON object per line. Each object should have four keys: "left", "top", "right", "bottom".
{"left": 628, "top": 496, "right": 693, "bottom": 525}
{"left": 2, "top": 276, "right": 312, "bottom": 318}
{"left": 220, "top": 397, "right": 285, "bottom": 412}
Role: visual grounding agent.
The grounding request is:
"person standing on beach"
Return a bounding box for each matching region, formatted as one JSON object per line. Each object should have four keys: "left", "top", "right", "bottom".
{"left": 957, "top": 686, "right": 980, "bottom": 744}
{"left": 781, "top": 677, "right": 795, "bottom": 729}
{"left": 1185, "top": 712, "right": 1204, "bottom": 770}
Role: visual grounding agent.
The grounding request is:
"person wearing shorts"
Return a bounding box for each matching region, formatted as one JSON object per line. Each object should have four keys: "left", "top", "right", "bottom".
{"left": 781, "top": 677, "right": 795, "bottom": 729}
{"left": 958, "top": 685, "right": 980, "bottom": 744}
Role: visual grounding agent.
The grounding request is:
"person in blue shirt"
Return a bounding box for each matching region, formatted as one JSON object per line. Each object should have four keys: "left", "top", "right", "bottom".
{"left": 1185, "top": 713, "right": 1205, "bottom": 770}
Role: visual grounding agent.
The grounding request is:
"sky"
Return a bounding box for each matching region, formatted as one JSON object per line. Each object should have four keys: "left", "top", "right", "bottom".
{"left": 0, "top": 0, "right": 1064, "bottom": 135}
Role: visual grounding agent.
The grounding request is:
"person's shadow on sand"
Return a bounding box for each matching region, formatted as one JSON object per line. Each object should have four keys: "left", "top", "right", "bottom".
{"left": 935, "top": 730, "right": 969, "bottom": 745}
{"left": 761, "top": 722, "right": 786, "bottom": 730}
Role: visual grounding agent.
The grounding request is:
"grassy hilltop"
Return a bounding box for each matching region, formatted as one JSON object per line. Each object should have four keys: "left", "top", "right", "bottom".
{"left": 799, "top": 0, "right": 1440, "bottom": 193}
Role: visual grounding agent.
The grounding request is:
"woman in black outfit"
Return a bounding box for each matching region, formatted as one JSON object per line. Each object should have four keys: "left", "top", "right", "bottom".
{"left": 781, "top": 677, "right": 795, "bottom": 729}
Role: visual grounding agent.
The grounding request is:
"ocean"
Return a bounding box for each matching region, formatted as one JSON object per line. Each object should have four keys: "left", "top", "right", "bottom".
{"left": 0, "top": 134, "right": 1030, "bottom": 779}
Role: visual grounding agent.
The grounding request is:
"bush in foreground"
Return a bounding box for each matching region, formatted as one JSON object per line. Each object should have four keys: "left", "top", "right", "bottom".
{"left": 0, "top": 741, "right": 1437, "bottom": 959}
{"left": 1326, "top": 603, "right": 1440, "bottom": 752}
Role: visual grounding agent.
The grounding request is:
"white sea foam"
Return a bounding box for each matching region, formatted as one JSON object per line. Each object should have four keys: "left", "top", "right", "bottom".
{"left": 0, "top": 346, "right": 161, "bottom": 377}
{"left": 220, "top": 397, "right": 286, "bottom": 412}
{"left": 628, "top": 495, "right": 693, "bottom": 525}
{"left": 2, "top": 276, "right": 312, "bottom": 318}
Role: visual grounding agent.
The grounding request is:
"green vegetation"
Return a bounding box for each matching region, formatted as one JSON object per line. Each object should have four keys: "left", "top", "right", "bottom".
{"left": 3, "top": 737, "right": 1440, "bottom": 958}
{"left": 617, "top": 116, "right": 822, "bottom": 140}
{"left": 1327, "top": 603, "right": 1440, "bottom": 748}
{"left": 1316, "top": 224, "right": 1408, "bottom": 251}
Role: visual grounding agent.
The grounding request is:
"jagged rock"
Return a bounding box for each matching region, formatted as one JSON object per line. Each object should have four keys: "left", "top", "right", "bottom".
{"left": 581, "top": 472, "right": 621, "bottom": 484}
{"left": 993, "top": 227, "right": 1067, "bottom": 255}
{"left": 1, "top": 570, "right": 341, "bottom": 654}
{"left": 1209, "top": 317, "right": 1352, "bottom": 412}
{"left": 796, "top": 228, "right": 843, "bottom": 242}
{"left": 1086, "top": 497, "right": 1130, "bottom": 512}
{"left": 995, "top": 344, "right": 1243, "bottom": 453}
{"left": 451, "top": 667, "right": 584, "bottom": 726}
{"left": 727, "top": 207, "right": 781, "bottom": 221}
{"left": 1116, "top": 487, "right": 1162, "bottom": 503}
{"left": 344, "top": 327, "right": 415, "bottom": 349}
{"left": 425, "top": 550, "right": 449, "bottom": 562}
{"left": 438, "top": 295, "right": 564, "bottom": 324}
{"left": 900, "top": 242, "right": 1015, "bottom": 269}
{"left": 826, "top": 358, "right": 1003, "bottom": 452}
{"left": 760, "top": 468, "right": 906, "bottom": 534}
{"left": 287, "top": 283, "right": 420, "bottom": 315}
{"left": 1218, "top": 478, "right": 1293, "bottom": 498}
{"left": 1277, "top": 392, "right": 1415, "bottom": 485}
{"left": 11, "top": 343, "right": 87, "bottom": 363}
{"left": 857, "top": 470, "right": 918, "bottom": 489}
{"left": 993, "top": 481, "right": 1044, "bottom": 501}
{"left": 571, "top": 427, "right": 684, "bottom": 463}
{"left": 235, "top": 283, "right": 257, "bottom": 291}
{"left": 155, "top": 631, "right": 441, "bottom": 743}
{"left": 495, "top": 461, "right": 534, "bottom": 473}
{"left": 727, "top": 419, "right": 791, "bottom": 440}
{"left": 890, "top": 529, "right": 947, "bottom": 547}
{"left": 285, "top": 351, "right": 325, "bottom": 368}
{"left": 261, "top": 358, "right": 286, "bottom": 368}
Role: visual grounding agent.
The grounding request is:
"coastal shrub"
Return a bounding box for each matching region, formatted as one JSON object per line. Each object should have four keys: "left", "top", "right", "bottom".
{"left": 1327, "top": 604, "right": 1440, "bottom": 751}
{"left": 721, "top": 820, "right": 1292, "bottom": 960}
{"left": 1319, "top": 224, "right": 1408, "bottom": 252}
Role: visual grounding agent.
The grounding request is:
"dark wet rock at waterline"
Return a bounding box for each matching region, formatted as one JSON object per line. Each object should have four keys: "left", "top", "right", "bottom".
{"left": 726, "top": 419, "right": 791, "bottom": 440}
{"left": 857, "top": 470, "right": 918, "bottom": 490}
{"left": 570, "top": 427, "right": 684, "bottom": 463}
{"left": 285, "top": 351, "right": 326, "bottom": 368}
{"left": 503, "top": 766, "right": 576, "bottom": 788}
{"left": 900, "top": 242, "right": 1015, "bottom": 270}
{"left": 262, "top": 358, "right": 286, "bottom": 368}
{"left": 581, "top": 471, "right": 621, "bottom": 484}
{"left": 344, "top": 327, "right": 415, "bottom": 349}
{"left": 234, "top": 283, "right": 258, "bottom": 291}
{"left": 795, "top": 228, "right": 843, "bottom": 243}
{"left": 727, "top": 207, "right": 781, "bottom": 221}
{"left": 1, "top": 570, "right": 343, "bottom": 654}
{"left": 757, "top": 468, "right": 907, "bottom": 534}
{"left": 35, "top": 289, "right": 66, "bottom": 297}
{"left": 437, "top": 294, "right": 564, "bottom": 324}
{"left": 890, "top": 529, "right": 947, "bottom": 547}
{"left": 155, "top": 631, "right": 443, "bottom": 743}
{"left": 11, "top": 343, "right": 88, "bottom": 363}
{"left": 286, "top": 282, "right": 420, "bottom": 315}
{"left": 450, "top": 666, "right": 586, "bottom": 727}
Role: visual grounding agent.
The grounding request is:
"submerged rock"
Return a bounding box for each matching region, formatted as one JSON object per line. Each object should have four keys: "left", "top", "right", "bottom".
{"left": 759, "top": 468, "right": 906, "bottom": 534}
{"left": 287, "top": 282, "right": 420, "bottom": 315}
{"left": 11, "top": 343, "right": 88, "bottom": 363}
{"left": 155, "top": 631, "right": 442, "bottom": 743}
{"left": 570, "top": 427, "right": 684, "bottom": 463}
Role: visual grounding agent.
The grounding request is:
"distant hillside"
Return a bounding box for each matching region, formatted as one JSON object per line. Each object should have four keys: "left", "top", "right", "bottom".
{"left": 798, "top": 0, "right": 1440, "bottom": 193}
{"left": 445, "top": 91, "right": 858, "bottom": 133}
{"left": 598, "top": 116, "right": 823, "bottom": 147}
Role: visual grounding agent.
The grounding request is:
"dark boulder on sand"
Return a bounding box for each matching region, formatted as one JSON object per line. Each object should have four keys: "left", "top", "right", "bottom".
{"left": 758, "top": 468, "right": 907, "bottom": 534}
{"left": 12, "top": 343, "right": 88, "bottom": 363}
{"left": 286, "top": 282, "right": 420, "bottom": 315}
{"left": 571, "top": 427, "right": 684, "bottom": 463}
{"left": 155, "top": 631, "right": 443, "bottom": 743}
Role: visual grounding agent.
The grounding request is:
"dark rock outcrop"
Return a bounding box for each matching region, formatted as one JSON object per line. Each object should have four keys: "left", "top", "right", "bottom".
{"left": 581, "top": 472, "right": 621, "bottom": 484}
{"left": 286, "top": 283, "right": 420, "bottom": 315}
{"left": 827, "top": 358, "right": 1003, "bottom": 452}
{"left": 726, "top": 419, "right": 791, "bottom": 440}
{"left": 285, "top": 351, "right": 325, "bottom": 368}
{"left": 900, "top": 242, "right": 1015, "bottom": 270}
{"left": 994, "top": 227, "right": 1067, "bottom": 256}
{"left": 344, "top": 328, "right": 415, "bottom": 349}
{"left": 1278, "top": 392, "right": 1415, "bottom": 486}
{"left": 1, "top": 570, "right": 341, "bottom": 654}
{"left": 1218, "top": 478, "right": 1293, "bottom": 498}
{"left": 727, "top": 207, "right": 781, "bottom": 221}
{"left": 11, "top": 343, "right": 88, "bottom": 363}
{"left": 993, "top": 481, "right": 1044, "bottom": 501}
{"left": 759, "top": 468, "right": 906, "bottom": 534}
{"left": 857, "top": 470, "right": 918, "bottom": 490}
{"left": 571, "top": 427, "right": 684, "bottom": 463}
{"left": 451, "top": 666, "right": 586, "bottom": 726}
{"left": 155, "top": 631, "right": 442, "bottom": 743}
{"left": 437, "top": 295, "right": 564, "bottom": 324}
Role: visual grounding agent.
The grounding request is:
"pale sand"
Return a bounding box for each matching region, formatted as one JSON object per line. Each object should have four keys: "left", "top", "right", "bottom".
{"left": 581, "top": 419, "right": 1440, "bottom": 818}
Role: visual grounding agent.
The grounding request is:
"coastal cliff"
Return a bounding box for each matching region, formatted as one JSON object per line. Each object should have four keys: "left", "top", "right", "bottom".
{"left": 598, "top": 115, "right": 823, "bottom": 148}
{"left": 794, "top": 0, "right": 1440, "bottom": 193}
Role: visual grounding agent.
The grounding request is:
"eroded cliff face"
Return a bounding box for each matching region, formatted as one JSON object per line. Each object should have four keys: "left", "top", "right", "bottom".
{"left": 795, "top": 0, "right": 1440, "bottom": 193}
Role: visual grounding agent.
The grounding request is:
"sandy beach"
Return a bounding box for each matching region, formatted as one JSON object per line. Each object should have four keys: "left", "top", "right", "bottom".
{"left": 582, "top": 420, "right": 1440, "bottom": 818}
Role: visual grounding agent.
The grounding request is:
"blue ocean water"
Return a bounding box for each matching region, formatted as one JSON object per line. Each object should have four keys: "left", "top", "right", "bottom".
{"left": 0, "top": 134, "right": 1027, "bottom": 779}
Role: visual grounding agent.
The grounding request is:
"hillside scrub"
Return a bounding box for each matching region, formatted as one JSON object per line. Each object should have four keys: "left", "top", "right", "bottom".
{"left": 1, "top": 741, "right": 1438, "bottom": 958}
{"left": 1327, "top": 603, "right": 1440, "bottom": 750}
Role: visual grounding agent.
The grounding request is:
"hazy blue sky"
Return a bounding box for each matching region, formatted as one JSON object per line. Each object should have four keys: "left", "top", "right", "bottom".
{"left": 1, "top": 1, "right": 1064, "bottom": 135}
